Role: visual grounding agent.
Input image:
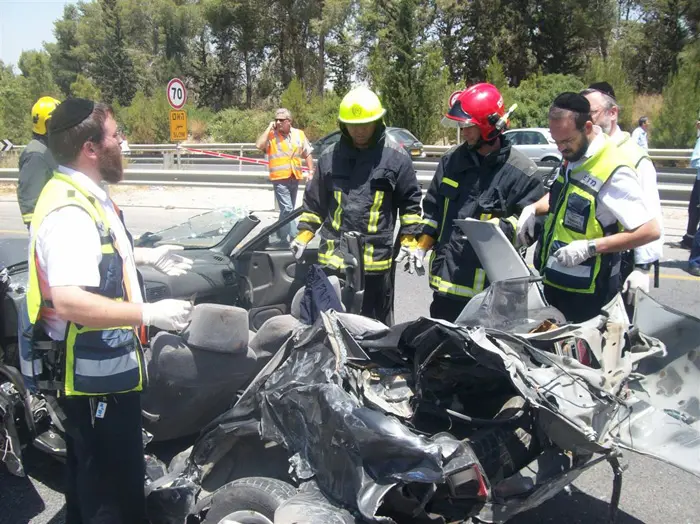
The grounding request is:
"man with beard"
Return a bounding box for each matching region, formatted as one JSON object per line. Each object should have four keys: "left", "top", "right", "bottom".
{"left": 516, "top": 93, "right": 661, "bottom": 322}
{"left": 23, "top": 98, "right": 193, "bottom": 523}
{"left": 404, "top": 83, "right": 545, "bottom": 322}
{"left": 581, "top": 82, "right": 663, "bottom": 311}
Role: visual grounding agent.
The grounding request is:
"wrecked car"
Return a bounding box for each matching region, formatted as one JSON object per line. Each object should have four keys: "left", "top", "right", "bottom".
{"left": 143, "top": 220, "right": 700, "bottom": 524}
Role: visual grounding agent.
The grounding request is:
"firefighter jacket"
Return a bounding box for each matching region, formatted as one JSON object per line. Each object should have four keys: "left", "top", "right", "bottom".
{"left": 298, "top": 125, "right": 423, "bottom": 273}
{"left": 17, "top": 135, "right": 57, "bottom": 225}
{"left": 421, "top": 138, "right": 545, "bottom": 300}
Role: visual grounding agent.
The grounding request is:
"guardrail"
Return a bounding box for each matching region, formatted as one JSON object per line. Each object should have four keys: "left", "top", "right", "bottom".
{"left": 0, "top": 165, "right": 693, "bottom": 207}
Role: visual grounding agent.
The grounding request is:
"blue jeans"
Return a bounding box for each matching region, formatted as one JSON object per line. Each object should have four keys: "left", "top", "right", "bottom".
{"left": 690, "top": 229, "right": 700, "bottom": 268}
{"left": 273, "top": 178, "right": 299, "bottom": 242}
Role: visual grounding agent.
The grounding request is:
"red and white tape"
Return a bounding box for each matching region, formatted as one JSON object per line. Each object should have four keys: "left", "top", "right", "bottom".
{"left": 183, "top": 147, "right": 310, "bottom": 171}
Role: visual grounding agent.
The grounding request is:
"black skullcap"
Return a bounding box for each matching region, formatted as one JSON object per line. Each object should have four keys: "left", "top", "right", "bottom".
{"left": 48, "top": 98, "right": 95, "bottom": 133}
{"left": 588, "top": 81, "right": 617, "bottom": 102}
{"left": 552, "top": 92, "right": 591, "bottom": 114}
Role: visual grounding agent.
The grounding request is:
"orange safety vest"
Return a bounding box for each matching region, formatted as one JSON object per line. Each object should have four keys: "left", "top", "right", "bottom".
{"left": 267, "top": 128, "right": 307, "bottom": 181}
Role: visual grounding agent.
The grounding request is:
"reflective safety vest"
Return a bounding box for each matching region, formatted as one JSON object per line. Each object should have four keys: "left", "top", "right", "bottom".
{"left": 536, "top": 138, "right": 631, "bottom": 294}
{"left": 266, "top": 128, "right": 307, "bottom": 181}
{"left": 20, "top": 172, "right": 145, "bottom": 396}
{"left": 615, "top": 132, "right": 649, "bottom": 169}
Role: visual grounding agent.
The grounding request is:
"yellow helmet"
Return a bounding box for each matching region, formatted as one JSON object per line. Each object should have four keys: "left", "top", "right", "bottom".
{"left": 338, "top": 86, "right": 386, "bottom": 124}
{"left": 31, "top": 96, "right": 61, "bottom": 135}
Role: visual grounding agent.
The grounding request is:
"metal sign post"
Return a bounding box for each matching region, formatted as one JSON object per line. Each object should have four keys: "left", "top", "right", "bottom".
{"left": 167, "top": 78, "right": 188, "bottom": 156}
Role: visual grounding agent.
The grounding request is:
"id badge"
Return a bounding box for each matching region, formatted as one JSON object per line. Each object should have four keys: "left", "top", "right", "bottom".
{"left": 95, "top": 401, "right": 107, "bottom": 419}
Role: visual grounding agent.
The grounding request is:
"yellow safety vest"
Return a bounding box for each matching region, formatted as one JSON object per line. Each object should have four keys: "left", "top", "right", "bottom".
{"left": 539, "top": 138, "right": 632, "bottom": 294}
{"left": 25, "top": 172, "right": 145, "bottom": 396}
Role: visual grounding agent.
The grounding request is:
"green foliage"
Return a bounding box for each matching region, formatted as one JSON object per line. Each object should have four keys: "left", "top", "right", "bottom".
{"left": 116, "top": 90, "right": 171, "bottom": 143}
{"left": 583, "top": 50, "right": 636, "bottom": 130}
{"left": 70, "top": 74, "right": 102, "bottom": 100}
{"left": 654, "top": 58, "right": 700, "bottom": 148}
{"left": 486, "top": 57, "right": 508, "bottom": 92}
{"left": 0, "top": 75, "right": 33, "bottom": 144}
{"left": 505, "top": 73, "right": 586, "bottom": 129}
{"left": 280, "top": 79, "right": 310, "bottom": 129}
{"left": 17, "top": 51, "right": 61, "bottom": 102}
{"left": 209, "top": 108, "right": 271, "bottom": 143}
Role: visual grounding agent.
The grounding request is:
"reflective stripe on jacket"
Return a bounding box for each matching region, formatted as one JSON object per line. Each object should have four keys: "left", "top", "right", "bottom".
{"left": 535, "top": 137, "right": 630, "bottom": 295}
{"left": 298, "top": 126, "right": 423, "bottom": 273}
{"left": 421, "top": 139, "right": 545, "bottom": 299}
{"left": 22, "top": 172, "right": 145, "bottom": 396}
{"left": 267, "top": 128, "right": 307, "bottom": 181}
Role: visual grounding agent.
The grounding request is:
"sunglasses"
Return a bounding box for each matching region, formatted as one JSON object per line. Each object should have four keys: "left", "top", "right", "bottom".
{"left": 275, "top": 118, "right": 289, "bottom": 123}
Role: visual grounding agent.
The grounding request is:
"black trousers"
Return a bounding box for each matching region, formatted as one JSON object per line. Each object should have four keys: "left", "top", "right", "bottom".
{"left": 325, "top": 268, "right": 395, "bottom": 325}
{"left": 59, "top": 391, "right": 147, "bottom": 524}
{"left": 686, "top": 178, "right": 700, "bottom": 238}
{"left": 429, "top": 293, "right": 470, "bottom": 323}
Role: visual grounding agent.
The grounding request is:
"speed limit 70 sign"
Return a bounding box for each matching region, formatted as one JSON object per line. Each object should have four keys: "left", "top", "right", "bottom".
{"left": 167, "top": 78, "right": 187, "bottom": 110}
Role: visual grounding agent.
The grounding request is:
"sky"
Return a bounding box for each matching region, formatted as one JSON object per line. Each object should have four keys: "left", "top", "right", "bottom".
{"left": 0, "top": 0, "right": 73, "bottom": 71}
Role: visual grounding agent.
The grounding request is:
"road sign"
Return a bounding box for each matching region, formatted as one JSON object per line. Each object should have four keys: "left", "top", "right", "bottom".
{"left": 169, "top": 110, "right": 188, "bottom": 142}
{"left": 167, "top": 78, "right": 187, "bottom": 110}
{"left": 448, "top": 90, "right": 462, "bottom": 109}
{"left": 0, "top": 139, "right": 13, "bottom": 152}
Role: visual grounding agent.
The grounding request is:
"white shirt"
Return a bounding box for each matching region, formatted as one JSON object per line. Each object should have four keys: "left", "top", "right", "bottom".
{"left": 610, "top": 126, "right": 663, "bottom": 263}
{"left": 565, "top": 127, "right": 653, "bottom": 233}
{"left": 31, "top": 167, "right": 143, "bottom": 340}
{"left": 631, "top": 126, "right": 648, "bottom": 150}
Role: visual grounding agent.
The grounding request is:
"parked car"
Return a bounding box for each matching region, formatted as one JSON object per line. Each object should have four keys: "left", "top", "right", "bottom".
{"left": 312, "top": 127, "right": 425, "bottom": 158}
{"left": 504, "top": 127, "right": 561, "bottom": 164}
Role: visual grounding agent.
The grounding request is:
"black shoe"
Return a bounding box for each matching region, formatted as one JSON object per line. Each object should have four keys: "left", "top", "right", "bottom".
{"left": 680, "top": 235, "right": 694, "bottom": 249}
{"left": 688, "top": 264, "right": 700, "bottom": 277}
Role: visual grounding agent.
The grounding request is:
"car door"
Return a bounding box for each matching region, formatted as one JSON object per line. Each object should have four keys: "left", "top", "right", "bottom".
{"left": 231, "top": 208, "right": 320, "bottom": 330}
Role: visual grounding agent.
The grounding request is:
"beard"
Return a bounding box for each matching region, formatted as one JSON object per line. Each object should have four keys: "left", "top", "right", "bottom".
{"left": 99, "top": 143, "right": 124, "bottom": 184}
{"left": 563, "top": 134, "right": 589, "bottom": 163}
{"left": 598, "top": 116, "right": 613, "bottom": 135}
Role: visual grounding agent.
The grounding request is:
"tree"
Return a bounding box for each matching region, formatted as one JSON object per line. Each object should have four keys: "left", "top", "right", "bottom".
{"left": 654, "top": 57, "right": 700, "bottom": 147}
{"left": 506, "top": 73, "right": 586, "bottom": 128}
{"left": 364, "top": 0, "right": 449, "bottom": 142}
{"left": 0, "top": 68, "right": 33, "bottom": 144}
{"left": 17, "top": 50, "right": 61, "bottom": 102}
{"left": 92, "top": 0, "right": 138, "bottom": 105}
{"left": 70, "top": 74, "right": 102, "bottom": 100}
{"left": 47, "top": 3, "right": 84, "bottom": 96}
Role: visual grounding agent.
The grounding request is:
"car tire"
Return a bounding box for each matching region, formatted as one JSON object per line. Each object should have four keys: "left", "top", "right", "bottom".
{"left": 541, "top": 156, "right": 560, "bottom": 165}
{"left": 202, "top": 477, "right": 296, "bottom": 524}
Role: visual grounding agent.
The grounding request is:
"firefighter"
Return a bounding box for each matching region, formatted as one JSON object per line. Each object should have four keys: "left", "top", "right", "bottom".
{"left": 17, "top": 96, "right": 61, "bottom": 227}
{"left": 291, "top": 86, "right": 423, "bottom": 325}
{"left": 403, "top": 83, "right": 546, "bottom": 322}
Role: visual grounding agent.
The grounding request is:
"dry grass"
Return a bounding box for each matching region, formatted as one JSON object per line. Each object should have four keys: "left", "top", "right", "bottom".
{"left": 0, "top": 151, "right": 21, "bottom": 168}
{"left": 190, "top": 120, "right": 208, "bottom": 142}
{"left": 633, "top": 94, "right": 663, "bottom": 128}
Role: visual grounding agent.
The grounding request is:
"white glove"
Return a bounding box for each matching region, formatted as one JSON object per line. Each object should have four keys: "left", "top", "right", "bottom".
{"left": 396, "top": 246, "right": 426, "bottom": 276}
{"left": 141, "top": 299, "right": 193, "bottom": 332}
{"left": 516, "top": 204, "right": 537, "bottom": 248}
{"left": 553, "top": 240, "right": 591, "bottom": 267}
{"left": 622, "top": 269, "right": 650, "bottom": 305}
{"left": 136, "top": 245, "right": 193, "bottom": 276}
{"left": 290, "top": 238, "right": 307, "bottom": 260}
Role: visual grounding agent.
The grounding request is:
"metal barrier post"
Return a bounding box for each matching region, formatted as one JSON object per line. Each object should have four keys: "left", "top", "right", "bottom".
{"left": 239, "top": 146, "right": 243, "bottom": 171}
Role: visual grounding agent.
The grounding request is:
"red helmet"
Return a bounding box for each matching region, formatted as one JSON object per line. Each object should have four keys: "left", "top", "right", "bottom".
{"left": 443, "top": 83, "right": 510, "bottom": 141}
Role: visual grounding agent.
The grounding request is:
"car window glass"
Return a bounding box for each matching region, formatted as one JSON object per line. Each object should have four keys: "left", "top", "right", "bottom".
{"left": 507, "top": 132, "right": 522, "bottom": 145}
{"left": 533, "top": 132, "right": 549, "bottom": 145}
{"left": 266, "top": 217, "right": 321, "bottom": 251}
{"left": 391, "top": 129, "right": 418, "bottom": 143}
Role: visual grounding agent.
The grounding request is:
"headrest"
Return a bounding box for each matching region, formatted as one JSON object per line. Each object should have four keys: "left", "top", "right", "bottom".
{"left": 181, "top": 303, "right": 249, "bottom": 353}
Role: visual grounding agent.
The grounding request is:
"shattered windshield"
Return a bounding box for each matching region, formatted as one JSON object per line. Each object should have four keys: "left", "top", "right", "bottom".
{"left": 135, "top": 207, "right": 248, "bottom": 249}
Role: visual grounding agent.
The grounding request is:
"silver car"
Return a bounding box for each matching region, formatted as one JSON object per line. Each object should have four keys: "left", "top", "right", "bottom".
{"left": 504, "top": 127, "right": 561, "bottom": 165}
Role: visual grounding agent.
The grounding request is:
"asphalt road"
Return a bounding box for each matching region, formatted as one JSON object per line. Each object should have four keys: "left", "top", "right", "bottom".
{"left": 0, "top": 200, "right": 699, "bottom": 524}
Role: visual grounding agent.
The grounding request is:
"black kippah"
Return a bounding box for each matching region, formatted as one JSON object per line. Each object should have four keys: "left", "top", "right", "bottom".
{"left": 48, "top": 98, "right": 95, "bottom": 133}
{"left": 588, "top": 81, "right": 617, "bottom": 102}
{"left": 552, "top": 92, "right": 591, "bottom": 114}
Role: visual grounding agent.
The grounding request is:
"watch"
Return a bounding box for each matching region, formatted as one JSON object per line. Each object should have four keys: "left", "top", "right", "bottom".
{"left": 587, "top": 240, "right": 597, "bottom": 258}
